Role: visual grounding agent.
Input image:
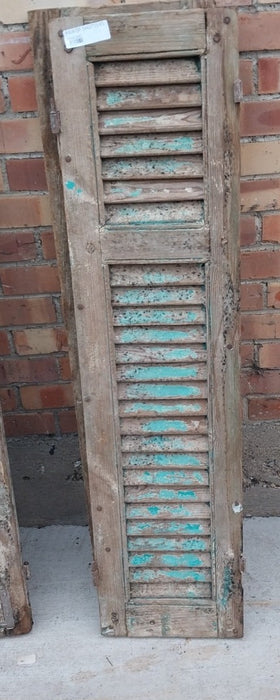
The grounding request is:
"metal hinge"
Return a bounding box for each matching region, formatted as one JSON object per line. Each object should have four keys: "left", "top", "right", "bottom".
{"left": 233, "top": 79, "right": 243, "bottom": 104}
{"left": 50, "top": 98, "right": 61, "bottom": 135}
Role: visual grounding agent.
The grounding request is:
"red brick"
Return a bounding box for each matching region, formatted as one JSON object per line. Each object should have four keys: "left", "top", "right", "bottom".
{"left": 240, "top": 101, "right": 280, "bottom": 137}
{"left": 59, "top": 356, "right": 72, "bottom": 381}
{"left": 0, "top": 357, "right": 58, "bottom": 385}
{"left": 20, "top": 384, "right": 74, "bottom": 410}
{"left": 239, "top": 59, "right": 254, "bottom": 96}
{"left": 248, "top": 398, "right": 280, "bottom": 421}
{"left": 262, "top": 214, "right": 280, "bottom": 242}
{"left": 240, "top": 179, "right": 280, "bottom": 212}
{"left": 6, "top": 158, "right": 47, "bottom": 192}
{"left": 240, "top": 343, "right": 254, "bottom": 368}
{"left": 8, "top": 75, "right": 37, "bottom": 112}
{"left": 259, "top": 57, "right": 280, "bottom": 94}
{"left": 0, "top": 231, "right": 36, "bottom": 262}
{"left": 0, "top": 331, "right": 10, "bottom": 355}
{"left": 0, "top": 195, "right": 51, "bottom": 228}
{"left": 259, "top": 342, "right": 280, "bottom": 368}
{"left": 0, "top": 118, "right": 42, "bottom": 153}
{"left": 241, "top": 370, "right": 280, "bottom": 396}
{"left": 0, "top": 32, "right": 33, "bottom": 71}
{"left": 0, "top": 388, "right": 17, "bottom": 412}
{"left": 4, "top": 413, "right": 55, "bottom": 437}
{"left": 14, "top": 328, "right": 68, "bottom": 355}
{"left": 239, "top": 12, "right": 280, "bottom": 52}
{"left": 0, "top": 265, "right": 60, "bottom": 295}
{"left": 241, "top": 313, "right": 280, "bottom": 340}
{"left": 59, "top": 410, "right": 78, "bottom": 433}
{"left": 41, "top": 231, "right": 57, "bottom": 260}
{"left": 0, "top": 297, "right": 56, "bottom": 326}
{"left": 0, "top": 78, "right": 6, "bottom": 114}
{"left": 240, "top": 283, "right": 263, "bottom": 310}
{"left": 240, "top": 216, "right": 257, "bottom": 247}
{"left": 267, "top": 283, "right": 280, "bottom": 309}
{"left": 241, "top": 251, "right": 280, "bottom": 280}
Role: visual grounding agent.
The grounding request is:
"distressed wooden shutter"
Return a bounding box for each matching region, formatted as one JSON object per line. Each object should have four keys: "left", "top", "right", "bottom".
{"left": 47, "top": 4, "right": 242, "bottom": 638}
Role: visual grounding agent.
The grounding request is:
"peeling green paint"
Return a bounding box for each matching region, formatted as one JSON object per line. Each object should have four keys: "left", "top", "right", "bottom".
{"left": 131, "top": 569, "right": 206, "bottom": 582}
{"left": 127, "top": 537, "right": 207, "bottom": 551}
{"left": 116, "top": 309, "right": 199, "bottom": 325}
{"left": 118, "top": 328, "right": 204, "bottom": 344}
{"left": 124, "top": 384, "right": 201, "bottom": 399}
{"left": 125, "top": 469, "right": 205, "bottom": 485}
{"left": 141, "top": 419, "right": 190, "bottom": 432}
{"left": 121, "top": 365, "right": 198, "bottom": 381}
{"left": 220, "top": 564, "right": 234, "bottom": 608}
{"left": 115, "top": 135, "right": 197, "bottom": 155}
{"left": 126, "top": 521, "right": 205, "bottom": 535}
{"left": 125, "top": 453, "right": 204, "bottom": 467}
{"left": 113, "top": 287, "right": 196, "bottom": 305}
{"left": 123, "top": 401, "right": 202, "bottom": 415}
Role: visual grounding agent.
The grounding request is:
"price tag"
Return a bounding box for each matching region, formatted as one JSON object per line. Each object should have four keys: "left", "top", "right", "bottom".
{"left": 63, "top": 20, "right": 111, "bottom": 50}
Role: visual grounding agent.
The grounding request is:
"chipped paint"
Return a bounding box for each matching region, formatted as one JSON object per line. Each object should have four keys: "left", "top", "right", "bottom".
{"left": 131, "top": 569, "right": 207, "bottom": 582}
{"left": 126, "top": 469, "right": 205, "bottom": 485}
{"left": 118, "top": 328, "right": 204, "bottom": 344}
{"left": 125, "top": 454, "right": 204, "bottom": 467}
{"left": 124, "top": 384, "right": 201, "bottom": 399}
{"left": 65, "top": 180, "right": 83, "bottom": 196}
{"left": 123, "top": 401, "right": 203, "bottom": 415}
{"left": 220, "top": 564, "right": 234, "bottom": 609}
{"left": 126, "top": 521, "right": 205, "bottom": 535}
{"left": 115, "top": 135, "right": 197, "bottom": 155}
{"left": 120, "top": 366, "right": 198, "bottom": 381}
{"left": 115, "top": 309, "right": 199, "bottom": 325}
{"left": 127, "top": 537, "right": 207, "bottom": 551}
{"left": 141, "top": 419, "right": 190, "bottom": 432}
{"left": 113, "top": 287, "right": 196, "bottom": 305}
{"left": 130, "top": 487, "right": 197, "bottom": 501}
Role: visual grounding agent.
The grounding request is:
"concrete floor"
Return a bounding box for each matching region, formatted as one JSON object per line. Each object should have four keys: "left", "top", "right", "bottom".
{"left": 0, "top": 518, "right": 280, "bottom": 700}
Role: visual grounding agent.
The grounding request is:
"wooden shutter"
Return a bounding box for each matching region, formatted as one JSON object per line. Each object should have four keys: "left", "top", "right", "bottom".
{"left": 42, "top": 3, "right": 242, "bottom": 637}
{"left": 0, "top": 407, "right": 32, "bottom": 635}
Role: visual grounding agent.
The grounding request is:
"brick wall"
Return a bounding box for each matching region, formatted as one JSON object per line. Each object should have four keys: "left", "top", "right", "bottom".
{"left": 0, "top": 4, "right": 280, "bottom": 437}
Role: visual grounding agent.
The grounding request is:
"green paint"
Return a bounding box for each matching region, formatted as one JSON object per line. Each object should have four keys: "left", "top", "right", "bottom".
{"left": 220, "top": 564, "right": 233, "bottom": 608}
{"left": 161, "top": 554, "right": 202, "bottom": 567}
{"left": 113, "top": 287, "right": 195, "bottom": 305}
{"left": 127, "top": 537, "right": 207, "bottom": 552}
{"left": 116, "top": 309, "right": 199, "bottom": 325}
{"left": 125, "top": 454, "right": 203, "bottom": 467}
{"left": 141, "top": 419, "right": 190, "bottom": 433}
{"left": 121, "top": 366, "right": 198, "bottom": 381}
{"left": 123, "top": 401, "right": 202, "bottom": 415}
{"left": 131, "top": 487, "right": 197, "bottom": 501}
{"left": 127, "top": 469, "right": 205, "bottom": 485}
{"left": 127, "top": 504, "right": 192, "bottom": 518}
{"left": 65, "top": 180, "right": 75, "bottom": 190}
{"left": 118, "top": 328, "right": 203, "bottom": 343}
{"left": 115, "top": 135, "right": 197, "bottom": 156}
{"left": 125, "top": 384, "right": 201, "bottom": 399}
{"left": 104, "top": 114, "right": 154, "bottom": 128}
{"left": 129, "top": 553, "right": 153, "bottom": 566}
{"left": 126, "top": 521, "right": 204, "bottom": 535}
{"left": 131, "top": 569, "right": 206, "bottom": 582}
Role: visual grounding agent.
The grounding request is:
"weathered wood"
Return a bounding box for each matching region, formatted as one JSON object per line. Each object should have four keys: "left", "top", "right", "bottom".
{"left": 104, "top": 179, "right": 204, "bottom": 204}
{"left": 118, "top": 382, "right": 207, "bottom": 401}
{"left": 110, "top": 263, "right": 205, "bottom": 286}
{"left": 112, "top": 286, "right": 205, "bottom": 307}
{"left": 127, "top": 536, "right": 211, "bottom": 550}
{"left": 117, "top": 364, "right": 207, "bottom": 382}
{"left": 125, "top": 485, "right": 210, "bottom": 502}
{"left": 48, "top": 16, "right": 127, "bottom": 636}
{"left": 126, "top": 603, "right": 217, "bottom": 637}
{"left": 0, "top": 407, "right": 32, "bottom": 636}
{"left": 129, "top": 567, "right": 211, "bottom": 582}
{"left": 113, "top": 306, "right": 205, "bottom": 326}
{"left": 97, "top": 84, "right": 202, "bottom": 111}
{"left": 105, "top": 201, "right": 204, "bottom": 226}
{"left": 128, "top": 551, "right": 211, "bottom": 567}
{"left": 126, "top": 518, "right": 211, "bottom": 536}
{"left": 94, "top": 58, "right": 201, "bottom": 86}
{"left": 120, "top": 416, "right": 207, "bottom": 435}
{"left": 99, "top": 109, "right": 202, "bottom": 134}
{"left": 122, "top": 452, "right": 209, "bottom": 468}
{"left": 130, "top": 582, "right": 211, "bottom": 598}
{"left": 85, "top": 10, "right": 206, "bottom": 58}
{"left": 116, "top": 344, "right": 207, "bottom": 363}
{"left": 119, "top": 400, "right": 208, "bottom": 417}
{"left": 102, "top": 155, "right": 203, "bottom": 180}
{"left": 101, "top": 229, "right": 209, "bottom": 260}
{"left": 126, "top": 502, "right": 210, "bottom": 519}
{"left": 206, "top": 9, "right": 242, "bottom": 637}
{"left": 114, "top": 326, "right": 206, "bottom": 344}
{"left": 100, "top": 132, "right": 203, "bottom": 157}
{"left": 121, "top": 434, "right": 208, "bottom": 451}
{"left": 123, "top": 469, "right": 209, "bottom": 485}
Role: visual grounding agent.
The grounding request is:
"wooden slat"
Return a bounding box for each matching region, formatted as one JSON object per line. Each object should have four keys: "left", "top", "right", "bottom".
{"left": 100, "top": 132, "right": 203, "bottom": 157}
{"left": 129, "top": 551, "right": 211, "bottom": 567}
{"left": 122, "top": 452, "right": 209, "bottom": 468}
{"left": 123, "top": 469, "right": 209, "bottom": 486}
{"left": 94, "top": 58, "right": 201, "bottom": 86}
{"left": 129, "top": 568, "right": 211, "bottom": 582}
{"left": 127, "top": 536, "right": 211, "bottom": 551}
{"left": 110, "top": 263, "right": 205, "bottom": 287}
{"left": 113, "top": 307, "right": 205, "bottom": 326}
{"left": 99, "top": 109, "right": 202, "bottom": 134}
{"left": 117, "top": 364, "right": 206, "bottom": 382}
{"left": 104, "top": 179, "right": 204, "bottom": 204}
{"left": 126, "top": 602, "right": 217, "bottom": 637}
{"left": 114, "top": 327, "right": 206, "bottom": 345}
{"left": 119, "top": 400, "right": 208, "bottom": 417}
{"left": 120, "top": 416, "right": 207, "bottom": 435}
{"left": 102, "top": 155, "right": 203, "bottom": 180}
{"left": 102, "top": 228, "right": 210, "bottom": 260}
{"left": 125, "top": 485, "right": 210, "bottom": 502}
{"left": 97, "top": 84, "right": 202, "bottom": 111}
{"left": 86, "top": 11, "right": 206, "bottom": 58}
{"left": 105, "top": 201, "right": 204, "bottom": 226}
{"left": 130, "top": 582, "right": 211, "bottom": 598}
{"left": 112, "top": 287, "right": 205, "bottom": 307}
{"left": 116, "top": 345, "right": 207, "bottom": 364}
{"left": 121, "top": 434, "right": 208, "bottom": 451}
{"left": 118, "top": 382, "right": 207, "bottom": 401}
{"left": 126, "top": 519, "right": 211, "bottom": 536}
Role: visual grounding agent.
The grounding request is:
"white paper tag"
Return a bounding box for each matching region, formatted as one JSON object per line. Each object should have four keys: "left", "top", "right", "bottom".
{"left": 63, "top": 20, "right": 111, "bottom": 50}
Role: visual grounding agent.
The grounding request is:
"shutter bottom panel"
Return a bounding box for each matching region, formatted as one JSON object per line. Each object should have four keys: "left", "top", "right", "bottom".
{"left": 110, "top": 263, "right": 212, "bottom": 602}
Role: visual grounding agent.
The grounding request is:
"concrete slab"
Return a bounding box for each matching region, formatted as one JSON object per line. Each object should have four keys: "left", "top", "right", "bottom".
{"left": 0, "top": 519, "right": 280, "bottom": 700}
